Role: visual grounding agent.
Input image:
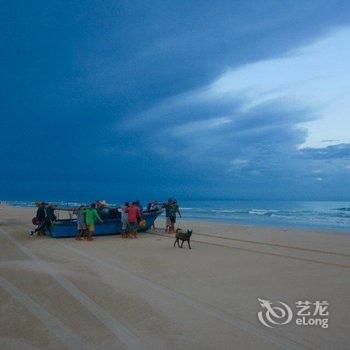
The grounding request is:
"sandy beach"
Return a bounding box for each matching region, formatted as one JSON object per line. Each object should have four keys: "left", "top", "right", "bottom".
{"left": 0, "top": 205, "right": 349, "bottom": 350}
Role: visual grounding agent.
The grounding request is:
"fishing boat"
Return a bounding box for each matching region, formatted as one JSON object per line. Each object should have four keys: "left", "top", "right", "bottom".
{"left": 48, "top": 206, "right": 163, "bottom": 238}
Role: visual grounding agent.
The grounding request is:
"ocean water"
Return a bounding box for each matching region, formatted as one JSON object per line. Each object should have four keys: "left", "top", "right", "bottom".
{"left": 3, "top": 199, "right": 350, "bottom": 233}
{"left": 178, "top": 200, "right": 350, "bottom": 233}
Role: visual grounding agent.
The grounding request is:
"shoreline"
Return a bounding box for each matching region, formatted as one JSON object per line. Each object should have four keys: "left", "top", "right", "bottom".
{"left": 1, "top": 202, "right": 349, "bottom": 236}
{"left": 175, "top": 215, "right": 350, "bottom": 236}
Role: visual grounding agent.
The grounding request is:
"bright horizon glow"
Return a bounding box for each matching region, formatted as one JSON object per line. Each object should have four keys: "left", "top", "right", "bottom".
{"left": 206, "top": 26, "right": 350, "bottom": 148}
{"left": 126, "top": 26, "right": 350, "bottom": 150}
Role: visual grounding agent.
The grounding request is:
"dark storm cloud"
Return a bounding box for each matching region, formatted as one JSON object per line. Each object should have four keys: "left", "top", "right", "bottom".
{"left": 1, "top": 1, "right": 350, "bottom": 200}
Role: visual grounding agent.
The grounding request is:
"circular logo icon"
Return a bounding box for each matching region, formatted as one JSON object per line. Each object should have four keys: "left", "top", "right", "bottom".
{"left": 258, "top": 298, "right": 293, "bottom": 328}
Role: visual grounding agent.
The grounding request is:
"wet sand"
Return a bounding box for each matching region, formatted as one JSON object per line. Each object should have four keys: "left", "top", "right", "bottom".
{"left": 0, "top": 205, "right": 349, "bottom": 349}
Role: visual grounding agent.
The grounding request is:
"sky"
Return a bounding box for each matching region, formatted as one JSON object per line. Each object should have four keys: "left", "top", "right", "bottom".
{"left": 1, "top": 0, "right": 350, "bottom": 202}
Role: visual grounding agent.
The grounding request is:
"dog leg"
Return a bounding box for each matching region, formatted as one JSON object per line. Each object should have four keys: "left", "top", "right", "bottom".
{"left": 188, "top": 239, "right": 191, "bottom": 249}
{"left": 174, "top": 238, "right": 178, "bottom": 247}
{"left": 180, "top": 240, "right": 184, "bottom": 248}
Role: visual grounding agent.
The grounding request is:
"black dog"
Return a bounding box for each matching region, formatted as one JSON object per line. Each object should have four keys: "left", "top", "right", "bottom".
{"left": 174, "top": 228, "right": 192, "bottom": 249}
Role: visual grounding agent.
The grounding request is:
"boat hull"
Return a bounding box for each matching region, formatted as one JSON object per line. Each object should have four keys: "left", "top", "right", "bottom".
{"left": 49, "top": 210, "right": 162, "bottom": 238}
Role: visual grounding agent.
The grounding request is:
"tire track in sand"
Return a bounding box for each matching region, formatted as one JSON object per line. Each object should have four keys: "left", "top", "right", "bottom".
{"left": 62, "top": 243, "right": 309, "bottom": 350}
{"left": 0, "top": 227, "right": 146, "bottom": 350}
{"left": 0, "top": 276, "right": 91, "bottom": 350}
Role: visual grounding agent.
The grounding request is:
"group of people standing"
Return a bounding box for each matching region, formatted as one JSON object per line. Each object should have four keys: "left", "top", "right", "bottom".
{"left": 74, "top": 200, "right": 145, "bottom": 241}
{"left": 30, "top": 198, "right": 182, "bottom": 240}
{"left": 74, "top": 201, "right": 142, "bottom": 241}
{"left": 75, "top": 203, "right": 102, "bottom": 241}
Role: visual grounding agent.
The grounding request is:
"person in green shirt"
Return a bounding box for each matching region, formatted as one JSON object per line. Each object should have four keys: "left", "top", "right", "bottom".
{"left": 85, "top": 203, "right": 102, "bottom": 241}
